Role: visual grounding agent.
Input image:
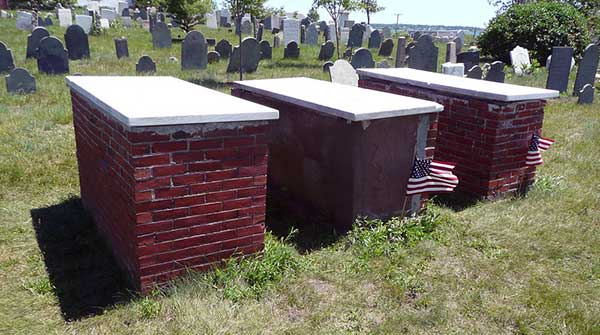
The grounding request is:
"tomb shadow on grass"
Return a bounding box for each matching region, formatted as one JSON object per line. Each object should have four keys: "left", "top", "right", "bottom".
{"left": 30, "top": 197, "right": 132, "bottom": 321}
{"left": 265, "top": 191, "right": 341, "bottom": 254}
{"left": 188, "top": 77, "right": 231, "bottom": 91}
{"left": 430, "top": 192, "right": 481, "bottom": 212}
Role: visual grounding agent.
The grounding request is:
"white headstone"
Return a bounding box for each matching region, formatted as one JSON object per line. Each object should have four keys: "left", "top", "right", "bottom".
{"left": 121, "top": 16, "right": 132, "bottom": 27}
{"left": 205, "top": 13, "right": 218, "bottom": 29}
{"left": 100, "top": 18, "right": 110, "bottom": 29}
{"left": 117, "top": 1, "right": 128, "bottom": 15}
{"left": 77, "top": 0, "right": 89, "bottom": 6}
{"left": 101, "top": 8, "right": 117, "bottom": 21}
{"left": 283, "top": 18, "right": 300, "bottom": 46}
{"left": 442, "top": 62, "right": 465, "bottom": 77}
{"left": 327, "top": 23, "right": 337, "bottom": 45}
{"left": 58, "top": 9, "right": 72, "bottom": 27}
{"left": 76, "top": 15, "right": 93, "bottom": 34}
{"left": 364, "top": 25, "right": 373, "bottom": 44}
{"left": 221, "top": 9, "right": 231, "bottom": 24}
{"left": 87, "top": 2, "right": 99, "bottom": 13}
{"left": 16, "top": 11, "right": 33, "bottom": 30}
{"left": 329, "top": 60, "right": 358, "bottom": 87}
{"left": 341, "top": 28, "right": 349, "bottom": 46}
{"left": 510, "top": 45, "right": 531, "bottom": 76}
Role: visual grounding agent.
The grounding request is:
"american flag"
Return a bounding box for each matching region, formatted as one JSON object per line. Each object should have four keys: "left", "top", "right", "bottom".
{"left": 526, "top": 134, "right": 555, "bottom": 166}
{"left": 406, "top": 158, "right": 459, "bottom": 195}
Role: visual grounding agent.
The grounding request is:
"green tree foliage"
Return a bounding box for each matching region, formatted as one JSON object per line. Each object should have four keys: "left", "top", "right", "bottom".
{"left": 478, "top": 1, "right": 592, "bottom": 64}
{"left": 358, "top": 0, "right": 384, "bottom": 24}
{"left": 312, "top": 0, "right": 357, "bottom": 59}
{"left": 9, "top": 0, "right": 73, "bottom": 10}
{"left": 165, "top": 0, "right": 214, "bottom": 33}
{"left": 307, "top": 6, "right": 320, "bottom": 22}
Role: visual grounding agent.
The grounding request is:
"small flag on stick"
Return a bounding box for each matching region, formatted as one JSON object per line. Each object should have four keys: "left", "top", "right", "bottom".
{"left": 526, "top": 134, "right": 555, "bottom": 166}
{"left": 406, "top": 158, "right": 458, "bottom": 195}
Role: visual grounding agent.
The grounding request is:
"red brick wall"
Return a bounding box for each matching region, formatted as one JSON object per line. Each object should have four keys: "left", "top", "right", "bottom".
{"left": 360, "top": 79, "right": 545, "bottom": 198}
{"left": 71, "top": 91, "right": 269, "bottom": 293}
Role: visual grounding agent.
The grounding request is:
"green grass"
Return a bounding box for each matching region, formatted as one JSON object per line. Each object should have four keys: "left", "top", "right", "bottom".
{"left": 1, "top": 12, "right": 600, "bottom": 335}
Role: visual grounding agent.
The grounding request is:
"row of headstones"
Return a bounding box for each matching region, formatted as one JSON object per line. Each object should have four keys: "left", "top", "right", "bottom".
{"left": 0, "top": 41, "right": 36, "bottom": 93}
{"left": 545, "top": 45, "right": 598, "bottom": 104}
{"left": 1, "top": 35, "right": 69, "bottom": 75}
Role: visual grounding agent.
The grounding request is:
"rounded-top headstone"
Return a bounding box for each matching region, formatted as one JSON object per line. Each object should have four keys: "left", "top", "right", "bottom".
{"left": 5, "top": 67, "right": 36, "bottom": 94}
{"left": 284, "top": 40, "right": 300, "bottom": 59}
{"left": 152, "top": 21, "right": 172, "bottom": 49}
{"left": 318, "top": 40, "right": 335, "bottom": 61}
{"left": 573, "top": 44, "right": 599, "bottom": 95}
{"left": 350, "top": 48, "right": 375, "bottom": 69}
{"left": 215, "top": 39, "right": 232, "bottom": 59}
{"left": 368, "top": 29, "right": 382, "bottom": 49}
{"left": 323, "top": 61, "right": 334, "bottom": 72}
{"left": 37, "top": 36, "right": 69, "bottom": 74}
{"left": 207, "top": 51, "right": 220, "bottom": 64}
{"left": 26, "top": 26, "right": 50, "bottom": 59}
{"left": 64, "top": 24, "right": 90, "bottom": 60}
{"left": 0, "top": 41, "right": 15, "bottom": 73}
{"left": 226, "top": 37, "right": 261, "bottom": 73}
{"left": 378, "top": 38, "right": 394, "bottom": 57}
{"left": 329, "top": 59, "right": 358, "bottom": 86}
{"left": 136, "top": 55, "right": 156, "bottom": 73}
{"left": 181, "top": 30, "right": 207, "bottom": 70}
{"left": 259, "top": 40, "right": 272, "bottom": 60}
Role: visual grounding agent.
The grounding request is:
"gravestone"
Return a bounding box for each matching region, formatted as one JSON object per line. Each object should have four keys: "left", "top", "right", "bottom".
{"left": 301, "top": 17, "right": 311, "bottom": 27}
{"left": 306, "top": 23, "right": 318, "bottom": 45}
{"left": 75, "top": 15, "right": 93, "bottom": 34}
{"left": 119, "top": 4, "right": 129, "bottom": 17}
{"left": 216, "top": 39, "right": 232, "bottom": 59}
{"left": 368, "top": 30, "right": 381, "bottom": 49}
{"left": 466, "top": 65, "right": 482, "bottom": 79}
{"left": 457, "top": 51, "right": 479, "bottom": 72}
{"left": 122, "top": 8, "right": 130, "bottom": 17}
{"left": 546, "top": 47, "right": 574, "bottom": 92}
{"left": 378, "top": 38, "right": 394, "bottom": 57}
{"left": 283, "top": 18, "right": 300, "bottom": 46}
{"left": 284, "top": 41, "right": 300, "bottom": 59}
{"left": 577, "top": 84, "right": 594, "bottom": 104}
{"left": 272, "top": 28, "right": 280, "bottom": 34}
{"left": 257, "top": 24, "right": 264, "bottom": 41}
{"left": 37, "top": 37, "right": 69, "bottom": 74}
{"left": 226, "top": 37, "right": 260, "bottom": 73}
{"left": 350, "top": 48, "right": 375, "bottom": 69}
{"left": 114, "top": 37, "right": 129, "bottom": 58}
{"left": 58, "top": 9, "right": 72, "bottom": 27}
{"left": 318, "top": 40, "right": 335, "bottom": 60}
{"left": 300, "top": 25, "right": 306, "bottom": 44}
{"left": 343, "top": 48, "right": 353, "bottom": 59}
{"left": 446, "top": 41, "right": 456, "bottom": 63}
{"left": 87, "top": 2, "right": 99, "bottom": 14}
{"left": 395, "top": 36, "right": 406, "bottom": 67}
{"left": 407, "top": 35, "right": 438, "bottom": 72}
{"left": 546, "top": 55, "right": 574, "bottom": 71}
{"left": 181, "top": 30, "right": 207, "bottom": 70}
{"left": 206, "top": 13, "right": 218, "bottom": 29}
{"left": 0, "top": 42, "right": 15, "bottom": 73}
{"left": 327, "top": 24, "right": 337, "bottom": 46}
{"left": 484, "top": 61, "right": 505, "bottom": 83}
{"left": 5, "top": 68, "right": 36, "bottom": 94}
{"left": 273, "top": 35, "right": 280, "bottom": 48}
{"left": 340, "top": 28, "right": 349, "bottom": 46}
{"left": 149, "top": 13, "right": 157, "bottom": 32}
{"left": 207, "top": 51, "right": 220, "bottom": 63}
{"left": 122, "top": 16, "right": 132, "bottom": 27}
{"left": 323, "top": 61, "right": 333, "bottom": 72}
{"left": 452, "top": 36, "right": 462, "bottom": 53}
{"left": 348, "top": 23, "right": 364, "bottom": 48}
{"left": 377, "top": 60, "right": 390, "bottom": 68}
{"left": 16, "top": 11, "right": 33, "bottom": 31}
{"left": 65, "top": 24, "right": 90, "bottom": 60}
{"left": 344, "top": 20, "right": 355, "bottom": 28}
{"left": 329, "top": 59, "right": 358, "bottom": 86}
{"left": 136, "top": 55, "right": 156, "bottom": 73}
{"left": 263, "top": 16, "right": 272, "bottom": 30}
{"left": 319, "top": 21, "right": 328, "bottom": 35}
{"left": 259, "top": 40, "right": 272, "bottom": 60}
{"left": 152, "top": 22, "right": 172, "bottom": 48}
{"left": 382, "top": 26, "right": 391, "bottom": 39}
{"left": 573, "top": 44, "right": 599, "bottom": 95}
{"left": 207, "top": 38, "right": 216, "bottom": 46}
{"left": 220, "top": 16, "right": 228, "bottom": 27}
{"left": 241, "top": 20, "right": 252, "bottom": 35}
{"left": 442, "top": 62, "right": 464, "bottom": 77}
{"left": 510, "top": 45, "right": 530, "bottom": 76}
{"left": 44, "top": 16, "right": 53, "bottom": 26}
{"left": 139, "top": 8, "right": 147, "bottom": 20}
{"left": 26, "top": 27, "right": 50, "bottom": 59}
{"left": 100, "top": 8, "right": 117, "bottom": 21}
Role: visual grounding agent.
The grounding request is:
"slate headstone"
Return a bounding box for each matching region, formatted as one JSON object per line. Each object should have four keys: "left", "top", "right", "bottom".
{"left": 259, "top": 40, "right": 272, "bottom": 60}
{"left": 226, "top": 37, "right": 260, "bottom": 73}
{"left": 5, "top": 67, "right": 36, "bottom": 94}
{"left": 446, "top": 41, "right": 456, "bottom": 63}
{"left": 318, "top": 40, "right": 335, "bottom": 60}
{"left": 377, "top": 60, "right": 390, "bottom": 68}
{"left": 329, "top": 59, "right": 358, "bottom": 86}
{"left": 220, "top": 16, "right": 228, "bottom": 27}
{"left": 0, "top": 42, "right": 15, "bottom": 73}
{"left": 407, "top": 35, "right": 438, "bottom": 72}
{"left": 457, "top": 51, "right": 479, "bottom": 72}
{"left": 136, "top": 55, "right": 156, "bottom": 73}
{"left": 301, "top": 17, "right": 311, "bottom": 27}
{"left": 466, "top": 65, "right": 483, "bottom": 79}
{"left": 395, "top": 36, "right": 406, "bottom": 67}
{"left": 546, "top": 47, "right": 574, "bottom": 92}
{"left": 44, "top": 16, "right": 53, "bottom": 26}
{"left": 273, "top": 35, "right": 280, "bottom": 48}
{"left": 65, "top": 24, "right": 90, "bottom": 60}
{"left": 378, "top": 38, "right": 394, "bottom": 57}
{"left": 484, "top": 61, "right": 505, "bottom": 83}
{"left": 442, "top": 62, "right": 464, "bottom": 77}
{"left": 577, "top": 84, "right": 594, "bottom": 104}
{"left": 343, "top": 48, "right": 353, "bottom": 60}
{"left": 573, "top": 44, "right": 599, "bottom": 95}
{"left": 206, "top": 38, "right": 216, "bottom": 46}
{"left": 284, "top": 41, "right": 300, "bottom": 59}
{"left": 368, "top": 30, "right": 381, "bottom": 49}
{"left": 510, "top": 45, "right": 530, "bottom": 76}
{"left": 16, "top": 11, "right": 33, "bottom": 31}
{"left": 181, "top": 30, "right": 207, "bottom": 70}
{"left": 207, "top": 51, "right": 220, "bottom": 64}
{"left": 26, "top": 27, "right": 50, "bottom": 59}
{"left": 216, "top": 39, "right": 232, "bottom": 59}
{"left": 306, "top": 23, "right": 319, "bottom": 45}
{"left": 152, "top": 22, "right": 172, "bottom": 48}
{"left": 382, "top": 26, "right": 391, "bottom": 39}
{"left": 300, "top": 25, "right": 306, "bottom": 44}
{"left": 348, "top": 23, "right": 364, "bottom": 48}
{"left": 75, "top": 15, "right": 93, "bottom": 34}
{"left": 257, "top": 23, "right": 264, "bottom": 42}
{"left": 122, "top": 8, "right": 130, "bottom": 17}
{"left": 452, "top": 36, "right": 462, "bottom": 53}
{"left": 114, "top": 37, "right": 129, "bottom": 58}
{"left": 350, "top": 48, "right": 375, "bottom": 69}
{"left": 139, "top": 8, "right": 147, "bottom": 20}
{"left": 323, "top": 61, "right": 333, "bottom": 72}
{"left": 37, "top": 37, "right": 69, "bottom": 74}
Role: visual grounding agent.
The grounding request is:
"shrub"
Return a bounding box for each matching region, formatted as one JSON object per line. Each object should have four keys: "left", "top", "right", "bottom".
{"left": 9, "top": 0, "right": 73, "bottom": 10}
{"left": 478, "top": 1, "right": 592, "bottom": 65}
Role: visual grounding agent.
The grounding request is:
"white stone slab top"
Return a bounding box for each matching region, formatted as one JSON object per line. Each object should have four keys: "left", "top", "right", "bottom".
{"left": 357, "top": 68, "right": 560, "bottom": 102}
{"left": 66, "top": 76, "right": 279, "bottom": 127}
{"left": 233, "top": 77, "right": 443, "bottom": 121}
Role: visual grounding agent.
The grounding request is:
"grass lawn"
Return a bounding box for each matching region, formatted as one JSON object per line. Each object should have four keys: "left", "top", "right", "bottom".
{"left": 1, "top": 13, "right": 599, "bottom": 334}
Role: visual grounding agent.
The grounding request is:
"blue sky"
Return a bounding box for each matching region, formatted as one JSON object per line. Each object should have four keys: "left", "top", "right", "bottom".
{"left": 264, "top": 0, "right": 499, "bottom": 28}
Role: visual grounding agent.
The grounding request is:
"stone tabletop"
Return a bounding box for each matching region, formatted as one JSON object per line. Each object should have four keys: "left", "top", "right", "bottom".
{"left": 66, "top": 76, "right": 279, "bottom": 127}
{"left": 357, "top": 68, "right": 560, "bottom": 102}
{"left": 233, "top": 77, "right": 443, "bottom": 121}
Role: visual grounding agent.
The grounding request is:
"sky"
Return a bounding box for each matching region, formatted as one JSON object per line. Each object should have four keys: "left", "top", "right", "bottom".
{"left": 264, "top": 0, "right": 499, "bottom": 28}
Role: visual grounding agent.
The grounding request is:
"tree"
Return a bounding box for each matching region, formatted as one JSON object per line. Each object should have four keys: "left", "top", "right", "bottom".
{"left": 307, "top": 5, "right": 320, "bottom": 22}
{"left": 9, "top": 0, "right": 73, "bottom": 10}
{"left": 313, "top": 0, "right": 357, "bottom": 59}
{"left": 358, "top": 0, "right": 384, "bottom": 24}
{"left": 166, "top": 0, "right": 214, "bottom": 33}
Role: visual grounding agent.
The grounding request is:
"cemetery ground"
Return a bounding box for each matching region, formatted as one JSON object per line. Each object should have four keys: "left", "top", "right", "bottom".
{"left": 1, "top": 17, "right": 599, "bottom": 334}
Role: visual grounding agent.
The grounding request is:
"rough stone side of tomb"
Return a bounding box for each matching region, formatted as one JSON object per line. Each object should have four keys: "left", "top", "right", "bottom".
{"left": 71, "top": 91, "right": 268, "bottom": 293}
{"left": 359, "top": 79, "right": 545, "bottom": 198}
